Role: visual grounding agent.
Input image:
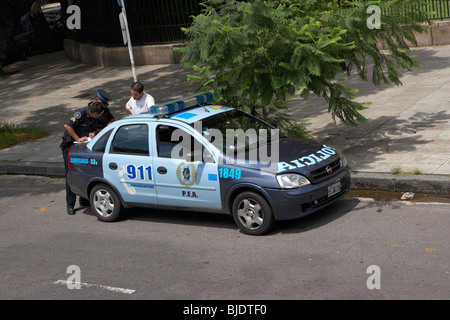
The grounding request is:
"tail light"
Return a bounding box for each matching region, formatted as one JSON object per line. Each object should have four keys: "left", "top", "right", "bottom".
{"left": 68, "top": 146, "right": 73, "bottom": 171}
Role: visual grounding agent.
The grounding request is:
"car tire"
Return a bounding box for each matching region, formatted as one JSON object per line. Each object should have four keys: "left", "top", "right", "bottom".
{"left": 90, "top": 184, "right": 122, "bottom": 222}
{"left": 232, "top": 191, "right": 275, "bottom": 235}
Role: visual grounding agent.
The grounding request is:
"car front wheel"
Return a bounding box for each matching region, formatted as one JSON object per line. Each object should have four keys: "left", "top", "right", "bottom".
{"left": 90, "top": 184, "right": 122, "bottom": 222}
{"left": 232, "top": 191, "right": 274, "bottom": 235}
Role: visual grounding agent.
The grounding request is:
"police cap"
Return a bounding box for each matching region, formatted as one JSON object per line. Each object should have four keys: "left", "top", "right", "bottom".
{"left": 97, "top": 89, "right": 112, "bottom": 104}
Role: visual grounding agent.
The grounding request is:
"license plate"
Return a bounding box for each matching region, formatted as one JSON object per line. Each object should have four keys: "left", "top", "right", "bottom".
{"left": 328, "top": 181, "right": 341, "bottom": 197}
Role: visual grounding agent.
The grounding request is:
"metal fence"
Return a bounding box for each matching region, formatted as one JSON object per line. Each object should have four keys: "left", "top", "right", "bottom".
{"left": 426, "top": 0, "right": 450, "bottom": 19}
{"left": 364, "top": 0, "right": 450, "bottom": 20}
{"left": 70, "top": 0, "right": 202, "bottom": 46}
{"left": 70, "top": 0, "right": 450, "bottom": 47}
{"left": 124, "top": 0, "right": 202, "bottom": 44}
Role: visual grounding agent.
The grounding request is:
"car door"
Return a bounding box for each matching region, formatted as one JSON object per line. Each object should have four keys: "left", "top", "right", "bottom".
{"left": 152, "top": 122, "right": 222, "bottom": 210}
{"left": 103, "top": 123, "right": 157, "bottom": 205}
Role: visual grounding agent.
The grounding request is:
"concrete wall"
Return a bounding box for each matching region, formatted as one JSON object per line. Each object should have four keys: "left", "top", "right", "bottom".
{"left": 63, "top": 38, "right": 185, "bottom": 67}
{"left": 377, "top": 20, "right": 450, "bottom": 49}
{"left": 65, "top": 20, "right": 450, "bottom": 67}
{"left": 406, "top": 20, "right": 450, "bottom": 47}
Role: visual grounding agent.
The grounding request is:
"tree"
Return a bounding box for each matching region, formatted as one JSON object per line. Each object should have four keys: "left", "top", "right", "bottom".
{"left": 0, "top": 0, "right": 66, "bottom": 77}
{"left": 0, "top": 0, "right": 35, "bottom": 76}
{"left": 29, "top": 0, "right": 64, "bottom": 53}
{"left": 177, "top": 0, "right": 429, "bottom": 134}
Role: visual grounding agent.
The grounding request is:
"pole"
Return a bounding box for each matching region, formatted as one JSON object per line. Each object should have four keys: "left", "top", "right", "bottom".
{"left": 119, "top": 0, "right": 137, "bottom": 82}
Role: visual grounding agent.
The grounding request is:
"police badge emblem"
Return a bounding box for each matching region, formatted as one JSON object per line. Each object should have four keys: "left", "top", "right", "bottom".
{"left": 71, "top": 111, "right": 82, "bottom": 123}
{"left": 176, "top": 162, "right": 197, "bottom": 187}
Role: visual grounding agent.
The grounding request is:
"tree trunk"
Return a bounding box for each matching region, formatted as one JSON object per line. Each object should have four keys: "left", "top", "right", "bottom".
{"left": 0, "top": 0, "right": 35, "bottom": 73}
{"left": 0, "top": 1, "right": 17, "bottom": 71}
{"left": 29, "top": 0, "right": 62, "bottom": 52}
{"left": 59, "top": 0, "right": 69, "bottom": 21}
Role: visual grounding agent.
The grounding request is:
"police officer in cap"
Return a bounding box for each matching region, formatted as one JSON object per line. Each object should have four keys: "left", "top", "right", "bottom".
{"left": 60, "top": 101, "right": 105, "bottom": 215}
{"left": 91, "top": 89, "right": 115, "bottom": 130}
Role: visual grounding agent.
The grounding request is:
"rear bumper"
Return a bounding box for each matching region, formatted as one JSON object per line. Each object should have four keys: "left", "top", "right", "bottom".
{"left": 265, "top": 168, "right": 351, "bottom": 221}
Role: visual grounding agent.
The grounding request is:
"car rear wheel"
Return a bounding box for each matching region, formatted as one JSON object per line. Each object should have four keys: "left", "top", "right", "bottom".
{"left": 232, "top": 192, "right": 274, "bottom": 235}
{"left": 90, "top": 184, "right": 122, "bottom": 222}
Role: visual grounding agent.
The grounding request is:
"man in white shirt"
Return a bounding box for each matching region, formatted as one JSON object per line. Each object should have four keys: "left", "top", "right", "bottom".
{"left": 125, "top": 81, "right": 155, "bottom": 115}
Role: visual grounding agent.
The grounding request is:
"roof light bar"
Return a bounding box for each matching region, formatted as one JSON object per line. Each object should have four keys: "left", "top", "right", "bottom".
{"left": 150, "top": 93, "right": 214, "bottom": 117}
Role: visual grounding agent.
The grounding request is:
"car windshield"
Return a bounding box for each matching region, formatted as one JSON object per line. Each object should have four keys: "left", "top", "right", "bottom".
{"left": 194, "top": 109, "right": 279, "bottom": 153}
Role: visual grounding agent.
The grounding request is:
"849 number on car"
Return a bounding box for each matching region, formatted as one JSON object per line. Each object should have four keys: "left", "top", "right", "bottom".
{"left": 219, "top": 168, "right": 241, "bottom": 179}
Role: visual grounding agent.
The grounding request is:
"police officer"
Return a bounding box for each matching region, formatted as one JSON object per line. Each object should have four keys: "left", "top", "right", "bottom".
{"left": 91, "top": 89, "right": 115, "bottom": 130}
{"left": 60, "top": 101, "right": 105, "bottom": 215}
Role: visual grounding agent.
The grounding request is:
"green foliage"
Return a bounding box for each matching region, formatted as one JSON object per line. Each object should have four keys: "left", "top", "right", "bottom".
{"left": 0, "top": 122, "right": 48, "bottom": 150}
{"left": 177, "top": 0, "right": 429, "bottom": 135}
{"left": 390, "top": 165, "right": 423, "bottom": 176}
{"left": 282, "top": 120, "right": 312, "bottom": 139}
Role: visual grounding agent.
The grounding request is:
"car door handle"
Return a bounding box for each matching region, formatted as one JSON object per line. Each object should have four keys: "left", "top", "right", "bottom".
{"left": 109, "top": 162, "right": 118, "bottom": 170}
{"left": 157, "top": 166, "right": 167, "bottom": 174}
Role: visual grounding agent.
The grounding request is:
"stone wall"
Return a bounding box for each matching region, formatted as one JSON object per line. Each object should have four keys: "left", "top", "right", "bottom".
{"left": 377, "top": 20, "right": 450, "bottom": 49}
{"left": 413, "top": 20, "right": 450, "bottom": 46}
{"left": 63, "top": 38, "right": 185, "bottom": 67}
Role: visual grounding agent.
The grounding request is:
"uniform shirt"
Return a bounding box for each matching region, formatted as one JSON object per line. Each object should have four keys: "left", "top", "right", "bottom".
{"left": 62, "top": 107, "right": 99, "bottom": 143}
{"left": 97, "top": 105, "right": 114, "bottom": 129}
{"left": 126, "top": 92, "right": 155, "bottom": 114}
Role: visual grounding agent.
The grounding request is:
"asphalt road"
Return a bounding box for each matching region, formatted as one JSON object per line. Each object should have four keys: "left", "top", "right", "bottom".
{"left": 0, "top": 175, "right": 448, "bottom": 302}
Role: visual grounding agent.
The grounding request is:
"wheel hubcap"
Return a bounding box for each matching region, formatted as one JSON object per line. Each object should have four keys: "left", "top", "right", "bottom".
{"left": 93, "top": 189, "right": 114, "bottom": 217}
{"left": 237, "top": 198, "right": 263, "bottom": 230}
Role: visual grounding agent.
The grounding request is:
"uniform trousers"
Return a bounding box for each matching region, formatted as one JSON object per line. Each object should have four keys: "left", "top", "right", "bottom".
{"left": 62, "top": 147, "right": 76, "bottom": 208}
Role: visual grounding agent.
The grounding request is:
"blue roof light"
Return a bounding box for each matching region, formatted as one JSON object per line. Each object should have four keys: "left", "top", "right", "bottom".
{"left": 150, "top": 93, "right": 214, "bottom": 117}
{"left": 196, "top": 92, "right": 214, "bottom": 104}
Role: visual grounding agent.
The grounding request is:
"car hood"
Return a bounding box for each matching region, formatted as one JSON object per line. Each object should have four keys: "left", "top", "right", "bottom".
{"left": 223, "top": 135, "right": 341, "bottom": 175}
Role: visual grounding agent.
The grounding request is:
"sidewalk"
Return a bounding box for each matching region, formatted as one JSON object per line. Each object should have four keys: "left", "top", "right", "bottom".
{"left": 0, "top": 47, "right": 449, "bottom": 194}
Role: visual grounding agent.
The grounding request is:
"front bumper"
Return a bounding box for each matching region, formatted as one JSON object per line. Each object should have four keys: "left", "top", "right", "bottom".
{"left": 264, "top": 167, "right": 351, "bottom": 221}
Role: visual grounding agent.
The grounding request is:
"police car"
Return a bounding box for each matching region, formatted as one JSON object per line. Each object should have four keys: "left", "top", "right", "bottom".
{"left": 67, "top": 93, "right": 350, "bottom": 235}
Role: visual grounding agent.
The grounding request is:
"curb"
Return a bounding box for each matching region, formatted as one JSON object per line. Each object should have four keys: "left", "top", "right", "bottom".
{"left": 1, "top": 161, "right": 448, "bottom": 194}
{"left": 350, "top": 172, "right": 450, "bottom": 194}
{"left": 0, "top": 161, "right": 65, "bottom": 177}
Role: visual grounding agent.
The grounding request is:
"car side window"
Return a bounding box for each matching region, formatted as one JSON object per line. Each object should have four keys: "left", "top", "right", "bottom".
{"left": 156, "top": 124, "right": 213, "bottom": 162}
{"left": 92, "top": 128, "right": 113, "bottom": 153}
{"left": 110, "top": 124, "right": 149, "bottom": 156}
{"left": 156, "top": 125, "right": 182, "bottom": 159}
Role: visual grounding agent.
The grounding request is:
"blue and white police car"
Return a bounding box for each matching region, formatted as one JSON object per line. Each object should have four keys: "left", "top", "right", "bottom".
{"left": 67, "top": 93, "right": 351, "bottom": 235}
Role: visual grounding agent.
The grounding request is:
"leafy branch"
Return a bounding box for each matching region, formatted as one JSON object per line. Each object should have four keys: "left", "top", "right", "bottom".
{"left": 177, "top": 0, "right": 429, "bottom": 135}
